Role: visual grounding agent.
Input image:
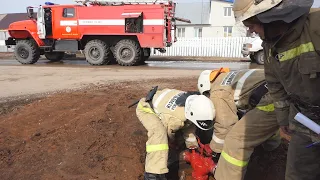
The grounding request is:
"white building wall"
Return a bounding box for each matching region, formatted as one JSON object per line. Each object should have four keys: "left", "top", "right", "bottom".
{"left": 176, "top": 25, "right": 247, "bottom": 38}
{"left": 202, "top": 27, "right": 217, "bottom": 37}
{"left": 176, "top": 1, "right": 248, "bottom": 38}
{"left": 208, "top": 0, "right": 247, "bottom": 37}
{"left": 176, "top": 26, "right": 210, "bottom": 38}
{"left": 210, "top": 1, "right": 235, "bottom": 27}
{"left": 184, "top": 27, "right": 195, "bottom": 38}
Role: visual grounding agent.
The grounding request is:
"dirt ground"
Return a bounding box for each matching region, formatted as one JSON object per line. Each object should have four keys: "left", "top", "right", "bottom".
{"left": 0, "top": 76, "right": 289, "bottom": 180}
{"left": 0, "top": 52, "right": 282, "bottom": 180}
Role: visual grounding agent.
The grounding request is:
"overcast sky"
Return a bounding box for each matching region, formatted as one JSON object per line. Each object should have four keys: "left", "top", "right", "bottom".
{"left": 0, "top": 0, "right": 319, "bottom": 14}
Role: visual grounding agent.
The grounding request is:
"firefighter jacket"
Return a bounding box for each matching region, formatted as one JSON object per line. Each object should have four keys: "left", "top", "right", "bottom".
{"left": 150, "top": 88, "right": 199, "bottom": 148}
{"left": 208, "top": 69, "right": 271, "bottom": 152}
{"left": 262, "top": 10, "right": 320, "bottom": 139}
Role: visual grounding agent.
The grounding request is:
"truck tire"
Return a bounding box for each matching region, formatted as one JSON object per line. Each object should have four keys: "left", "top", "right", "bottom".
{"left": 249, "top": 54, "right": 255, "bottom": 61}
{"left": 254, "top": 51, "right": 265, "bottom": 65}
{"left": 14, "top": 40, "right": 40, "bottom": 64}
{"left": 44, "top": 52, "right": 65, "bottom": 62}
{"left": 114, "top": 39, "right": 141, "bottom": 66}
{"left": 84, "top": 39, "right": 110, "bottom": 65}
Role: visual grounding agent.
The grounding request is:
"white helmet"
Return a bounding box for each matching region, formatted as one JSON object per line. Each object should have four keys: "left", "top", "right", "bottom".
{"left": 233, "top": 0, "right": 313, "bottom": 23}
{"left": 233, "top": 0, "right": 282, "bottom": 23}
{"left": 198, "top": 68, "right": 230, "bottom": 94}
{"left": 185, "top": 95, "right": 215, "bottom": 131}
{"left": 197, "top": 70, "right": 212, "bottom": 95}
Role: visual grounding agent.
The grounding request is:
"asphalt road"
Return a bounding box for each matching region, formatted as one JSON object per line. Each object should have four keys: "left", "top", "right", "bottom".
{"left": 0, "top": 59, "right": 252, "bottom": 70}
{"left": 0, "top": 58, "right": 261, "bottom": 100}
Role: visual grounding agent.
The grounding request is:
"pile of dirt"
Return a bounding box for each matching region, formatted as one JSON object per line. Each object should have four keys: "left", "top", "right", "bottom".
{"left": 0, "top": 78, "right": 287, "bottom": 180}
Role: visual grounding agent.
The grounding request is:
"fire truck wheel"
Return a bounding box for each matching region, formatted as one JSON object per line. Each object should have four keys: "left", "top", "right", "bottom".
{"left": 14, "top": 40, "right": 40, "bottom": 64}
{"left": 114, "top": 39, "right": 141, "bottom": 66}
{"left": 84, "top": 40, "right": 110, "bottom": 65}
{"left": 44, "top": 52, "right": 65, "bottom": 62}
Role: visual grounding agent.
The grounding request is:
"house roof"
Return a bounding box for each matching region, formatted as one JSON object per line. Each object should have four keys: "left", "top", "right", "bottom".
{"left": 0, "top": 13, "right": 29, "bottom": 30}
{"left": 175, "top": 2, "right": 211, "bottom": 25}
{"left": 0, "top": 14, "right": 6, "bottom": 22}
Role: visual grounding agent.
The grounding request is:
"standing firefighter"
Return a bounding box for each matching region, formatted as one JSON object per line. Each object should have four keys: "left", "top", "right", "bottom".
{"left": 232, "top": 0, "right": 320, "bottom": 179}
{"left": 135, "top": 87, "right": 215, "bottom": 180}
{"left": 197, "top": 68, "right": 281, "bottom": 180}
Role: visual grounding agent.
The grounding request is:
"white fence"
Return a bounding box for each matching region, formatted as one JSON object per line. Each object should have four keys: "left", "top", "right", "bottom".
{"left": 152, "top": 37, "right": 249, "bottom": 58}
{"left": 0, "top": 30, "right": 249, "bottom": 58}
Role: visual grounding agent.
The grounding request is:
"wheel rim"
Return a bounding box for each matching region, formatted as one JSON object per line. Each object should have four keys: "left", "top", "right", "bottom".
{"left": 88, "top": 47, "right": 101, "bottom": 61}
{"left": 119, "top": 47, "right": 133, "bottom": 62}
{"left": 17, "top": 47, "right": 29, "bottom": 59}
{"left": 260, "top": 54, "right": 265, "bottom": 63}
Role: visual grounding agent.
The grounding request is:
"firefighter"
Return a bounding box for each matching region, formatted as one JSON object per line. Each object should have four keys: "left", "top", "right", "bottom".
{"left": 135, "top": 88, "right": 215, "bottom": 180}
{"left": 232, "top": 0, "right": 320, "bottom": 179}
{"left": 44, "top": 9, "right": 52, "bottom": 35}
{"left": 197, "top": 68, "right": 281, "bottom": 180}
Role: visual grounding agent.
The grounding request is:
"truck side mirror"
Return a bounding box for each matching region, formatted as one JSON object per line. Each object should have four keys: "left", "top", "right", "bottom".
{"left": 27, "top": 8, "right": 34, "bottom": 18}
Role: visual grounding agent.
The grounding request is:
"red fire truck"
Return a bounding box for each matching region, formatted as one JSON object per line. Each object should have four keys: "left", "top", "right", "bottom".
{"left": 5, "top": 0, "right": 190, "bottom": 66}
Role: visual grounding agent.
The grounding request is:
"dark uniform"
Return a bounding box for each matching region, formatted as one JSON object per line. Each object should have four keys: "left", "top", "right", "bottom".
{"left": 44, "top": 10, "right": 52, "bottom": 36}
{"left": 232, "top": 0, "right": 318, "bottom": 179}
{"left": 263, "top": 10, "right": 320, "bottom": 180}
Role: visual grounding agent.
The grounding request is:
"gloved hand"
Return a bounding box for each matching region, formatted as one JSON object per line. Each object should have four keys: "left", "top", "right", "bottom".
{"left": 193, "top": 137, "right": 214, "bottom": 157}
{"left": 202, "top": 144, "right": 213, "bottom": 156}
{"left": 280, "top": 125, "right": 291, "bottom": 136}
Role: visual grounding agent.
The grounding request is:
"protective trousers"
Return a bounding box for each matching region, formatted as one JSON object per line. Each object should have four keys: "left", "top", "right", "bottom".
{"left": 136, "top": 98, "right": 169, "bottom": 175}
{"left": 214, "top": 103, "right": 280, "bottom": 180}
{"left": 285, "top": 128, "right": 320, "bottom": 180}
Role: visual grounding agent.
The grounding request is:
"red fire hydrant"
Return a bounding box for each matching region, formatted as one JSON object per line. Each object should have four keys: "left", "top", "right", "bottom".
{"left": 183, "top": 147, "right": 216, "bottom": 180}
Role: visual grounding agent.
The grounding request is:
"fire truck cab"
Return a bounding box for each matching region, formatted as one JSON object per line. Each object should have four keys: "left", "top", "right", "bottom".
{"left": 5, "top": 0, "right": 190, "bottom": 66}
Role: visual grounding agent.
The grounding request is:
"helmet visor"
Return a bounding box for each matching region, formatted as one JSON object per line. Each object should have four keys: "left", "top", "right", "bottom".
{"left": 196, "top": 120, "right": 214, "bottom": 130}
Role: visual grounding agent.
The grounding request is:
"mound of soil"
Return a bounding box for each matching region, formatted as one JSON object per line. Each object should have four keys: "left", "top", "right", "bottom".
{"left": 0, "top": 78, "right": 287, "bottom": 180}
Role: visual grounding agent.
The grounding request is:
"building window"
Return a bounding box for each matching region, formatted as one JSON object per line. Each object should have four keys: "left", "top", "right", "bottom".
{"left": 224, "top": 26, "right": 232, "bottom": 37}
{"left": 63, "top": 8, "right": 75, "bottom": 18}
{"left": 224, "top": 7, "right": 232, "bottom": 17}
{"left": 177, "top": 28, "right": 185, "bottom": 38}
{"left": 194, "top": 28, "right": 202, "bottom": 37}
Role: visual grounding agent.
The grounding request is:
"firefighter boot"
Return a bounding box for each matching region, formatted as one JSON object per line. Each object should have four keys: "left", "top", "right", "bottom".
{"left": 144, "top": 172, "right": 167, "bottom": 180}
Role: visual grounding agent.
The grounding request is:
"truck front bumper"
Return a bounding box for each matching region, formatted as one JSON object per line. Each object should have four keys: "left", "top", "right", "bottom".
{"left": 5, "top": 37, "right": 16, "bottom": 47}
{"left": 241, "top": 50, "right": 250, "bottom": 57}
{"left": 241, "top": 47, "right": 250, "bottom": 57}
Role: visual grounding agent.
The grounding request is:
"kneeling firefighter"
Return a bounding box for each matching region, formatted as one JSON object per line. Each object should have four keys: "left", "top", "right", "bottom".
{"left": 197, "top": 68, "right": 281, "bottom": 180}
{"left": 135, "top": 87, "right": 216, "bottom": 180}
